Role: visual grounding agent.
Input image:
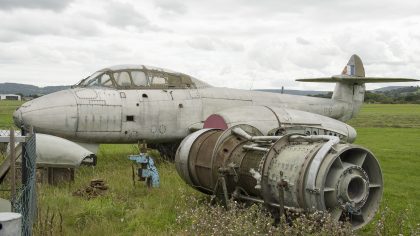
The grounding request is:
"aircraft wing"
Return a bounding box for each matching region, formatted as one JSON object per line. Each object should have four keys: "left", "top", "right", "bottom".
{"left": 296, "top": 75, "right": 419, "bottom": 83}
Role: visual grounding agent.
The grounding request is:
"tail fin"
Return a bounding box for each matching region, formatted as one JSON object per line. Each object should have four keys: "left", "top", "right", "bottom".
{"left": 296, "top": 54, "right": 419, "bottom": 119}
{"left": 341, "top": 54, "right": 365, "bottom": 77}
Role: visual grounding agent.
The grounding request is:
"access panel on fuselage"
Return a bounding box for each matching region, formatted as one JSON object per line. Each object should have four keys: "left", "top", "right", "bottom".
{"left": 136, "top": 90, "right": 173, "bottom": 141}
{"left": 136, "top": 89, "right": 202, "bottom": 142}
{"left": 77, "top": 104, "right": 122, "bottom": 132}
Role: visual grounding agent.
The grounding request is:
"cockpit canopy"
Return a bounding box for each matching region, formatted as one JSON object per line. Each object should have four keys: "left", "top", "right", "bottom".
{"left": 74, "top": 65, "right": 210, "bottom": 89}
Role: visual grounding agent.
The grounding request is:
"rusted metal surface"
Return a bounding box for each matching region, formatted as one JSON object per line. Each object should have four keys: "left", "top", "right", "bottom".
{"left": 265, "top": 141, "right": 321, "bottom": 208}
{"left": 237, "top": 150, "right": 264, "bottom": 196}
{"left": 175, "top": 124, "right": 383, "bottom": 229}
{"left": 211, "top": 168, "right": 230, "bottom": 208}
{"left": 277, "top": 172, "right": 288, "bottom": 218}
{"left": 175, "top": 129, "right": 212, "bottom": 187}
{"left": 190, "top": 129, "right": 222, "bottom": 191}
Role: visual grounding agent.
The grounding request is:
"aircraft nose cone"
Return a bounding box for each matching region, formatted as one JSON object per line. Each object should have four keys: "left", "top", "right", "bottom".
{"left": 13, "top": 108, "right": 23, "bottom": 127}
{"left": 18, "top": 90, "right": 78, "bottom": 136}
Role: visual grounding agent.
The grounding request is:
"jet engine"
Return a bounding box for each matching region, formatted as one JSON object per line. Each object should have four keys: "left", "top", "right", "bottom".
{"left": 175, "top": 124, "right": 383, "bottom": 229}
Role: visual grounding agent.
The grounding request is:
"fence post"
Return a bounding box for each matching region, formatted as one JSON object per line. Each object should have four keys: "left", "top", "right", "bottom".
{"left": 21, "top": 126, "right": 27, "bottom": 188}
{"left": 9, "top": 128, "right": 16, "bottom": 208}
{"left": 20, "top": 126, "right": 30, "bottom": 235}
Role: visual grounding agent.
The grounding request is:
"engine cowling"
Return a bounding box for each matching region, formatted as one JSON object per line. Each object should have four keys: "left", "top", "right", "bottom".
{"left": 203, "top": 106, "right": 357, "bottom": 143}
{"left": 10, "top": 133, "right": 96, "bottom": 167}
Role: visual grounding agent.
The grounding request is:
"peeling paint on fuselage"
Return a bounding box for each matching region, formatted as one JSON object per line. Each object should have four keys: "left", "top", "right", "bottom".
{"left": 14, "top": 68, "right": 351, "bottom": 144}
{"left": 61, "top": 86, "right": 350, "bottom": 143}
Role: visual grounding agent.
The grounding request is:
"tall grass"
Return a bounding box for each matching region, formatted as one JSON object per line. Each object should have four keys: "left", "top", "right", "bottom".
{"left": 0, "top": 101, "right": 419, "bottom": 235}
{"left": 34, "top": 144, "right": 201, "bottom": 235}
{"left": 174, "top": 197, "right": 355, "bottom": 235}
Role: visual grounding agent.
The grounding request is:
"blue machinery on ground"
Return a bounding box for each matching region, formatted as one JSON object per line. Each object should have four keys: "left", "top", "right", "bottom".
{"left": 129, "top": 154, "right": 160, "bottom": 188}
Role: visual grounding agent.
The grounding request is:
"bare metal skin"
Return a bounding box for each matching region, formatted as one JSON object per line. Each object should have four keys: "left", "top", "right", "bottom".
{"left": 12, "top": 55, "right": 418, "bottom": 150}
{"left": 171, "top": 56, "right": 417, "bottom": 228}
{"left": 10, "top": 54, "right": 417, "bottom": 228}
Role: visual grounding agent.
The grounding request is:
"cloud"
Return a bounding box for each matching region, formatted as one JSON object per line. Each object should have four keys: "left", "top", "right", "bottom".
{"left": 0, "top": 0, "right": 419, "bottom": 91}
{"left": 0, "top": 9, "right": 102, "bottom": 40}
{"left": 0, "top": 0, "right": 74, "bottom": 11}
{"left": 188, "top": 37, "right": 215, "bottom": 51}
{"left": 296, "top": 37, "right": 310, "bottom": 45}
{"left": 155, "top": 0, "right": 187, "bottom": 14}
{"left": 105, "top": 1, "right": 152, "bottom": 30}
{"left": 247, "top": 40, "right": 288, "bottom": 72}
{"left": 187, "top": 37, "right": 244, "bottom": 52}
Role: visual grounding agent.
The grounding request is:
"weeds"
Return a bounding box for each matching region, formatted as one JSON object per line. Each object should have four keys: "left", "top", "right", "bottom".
{"left": 33, "top": 206, "right": 64, "bottom": 236}
{"left": 373, "top": 205, "right": 419, "bottom": 236}
{"left": 174, "top": 195, "right": 420, "bottom": 236}
{"left": 174, "top": 196, "right": 354, "bottom": 236}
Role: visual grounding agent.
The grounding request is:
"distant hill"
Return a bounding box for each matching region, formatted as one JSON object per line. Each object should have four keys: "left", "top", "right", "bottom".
{"left": 372, "top": 86, "right": 407, "bottom": 92}
{"left": 0, "top": 83, "right": 418, "bottom": 104}
{"left": 0, "top": 83, "right": 70, "bottom": 96}
{"left": 260, "top": 86, "right": 420, "bottom": 104}
{"left": 0, "top": 83, "right": 331, "bottom": 97}
{"left": 365, "top": 86, "right": 420, "bottom": 103}
{"left": 372, "top": 86, "right": 418, "bottom": 95}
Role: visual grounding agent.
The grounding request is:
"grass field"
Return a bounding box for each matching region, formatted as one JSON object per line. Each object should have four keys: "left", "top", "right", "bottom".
{"left": 349, "top": 104, "right": 420, "bottom": 235}
{"left": 0, "top": 101, "right": 419, "bottom": 235}
{"left": 347, "top": 104, "right": 420, "bottom": 128}
{"left": 0, "top": 100, "right": 20, "bottom": 129}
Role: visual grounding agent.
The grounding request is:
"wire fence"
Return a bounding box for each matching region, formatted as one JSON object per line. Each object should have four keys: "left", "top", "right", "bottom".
{"left": 0, "top": 130, "right": 21, "bottom": 157}
{"left": 0, "top": 129, "right": 37, "bottom": 235}
{"left": 0, "top": 130, "right": 22, "bottom": 136}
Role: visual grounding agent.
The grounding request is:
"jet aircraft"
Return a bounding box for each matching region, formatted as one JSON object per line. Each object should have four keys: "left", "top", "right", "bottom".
{"left": 10, "top": 54, "right": 418, "bottom": 229}
{"left": 12, "top": 55, "right": 418, "bottom": 160}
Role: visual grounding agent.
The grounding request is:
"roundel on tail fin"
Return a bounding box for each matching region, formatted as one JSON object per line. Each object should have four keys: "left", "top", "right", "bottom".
{"left": 341, "top": 54, "right": 365, "bottom": 77}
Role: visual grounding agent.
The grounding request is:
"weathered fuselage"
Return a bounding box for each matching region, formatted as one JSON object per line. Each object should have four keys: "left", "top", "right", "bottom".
{"left": 14, "top": 86, "right": 352, "bottom": 144}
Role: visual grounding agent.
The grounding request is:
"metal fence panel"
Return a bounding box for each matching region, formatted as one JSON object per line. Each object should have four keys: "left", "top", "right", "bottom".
{"left": 1, "top": 129, "right": 37, "bottom": 236}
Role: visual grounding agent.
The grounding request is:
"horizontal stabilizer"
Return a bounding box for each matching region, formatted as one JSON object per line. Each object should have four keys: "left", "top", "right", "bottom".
{"left": 296, "top": 76, "right": 419, "bottom": 83}
{"left": 297, "top": 54, "right": 419, "bottom": 83}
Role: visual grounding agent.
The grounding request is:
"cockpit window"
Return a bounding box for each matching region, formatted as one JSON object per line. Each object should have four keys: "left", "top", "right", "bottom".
{"left": 86, "top": 77, "right": 100, "bottom": 86}
{"left": 114, "top": 71, "right": 131, "bottom": 87}
{"left": 168, "top": 75, "right": 182, "bottom": 88}
{"left": 101, "top": 74, "right": 113, "bottom": 87}
{"left": 79, "top": 72, "right": 101, "bottom": 86}
{"left": 151, "top": 76, "right": 167, "bottom": 85}
{"left": 131, "top": 71, "right": 148, "bottom": 86}
{"left": 74, "top": 67, "right": 202, "bottom": 89}
{"left": 79, "top": 72, "right": 115, "bottom": 87}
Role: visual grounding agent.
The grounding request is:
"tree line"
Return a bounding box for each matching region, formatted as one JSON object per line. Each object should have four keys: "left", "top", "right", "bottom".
{"left": 309, "top": 86, "right": 420, "bottom": 104}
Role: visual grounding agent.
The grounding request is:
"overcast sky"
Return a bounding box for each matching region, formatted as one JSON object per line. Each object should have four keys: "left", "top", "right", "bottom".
{"left": 0, "top": 0, "right": 419, "bottom": 90}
